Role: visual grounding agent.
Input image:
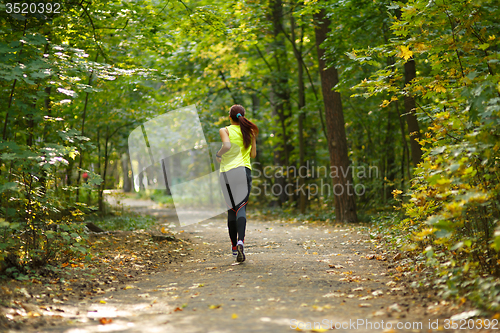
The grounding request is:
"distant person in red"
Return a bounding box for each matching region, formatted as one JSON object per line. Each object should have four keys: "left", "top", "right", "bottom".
{"left": 82, "top": 172, "right": 89, "bottom": 183}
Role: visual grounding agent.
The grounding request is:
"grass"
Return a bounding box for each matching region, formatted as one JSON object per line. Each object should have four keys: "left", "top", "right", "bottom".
{"left": 86, "top": 212, "right": 156, "bottom": 231}
{"left": 135, "top": 189, "right": 174, "bottom": 207}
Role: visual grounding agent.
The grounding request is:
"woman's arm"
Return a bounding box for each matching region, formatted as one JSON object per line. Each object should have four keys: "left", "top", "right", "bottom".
{"left": 216, "top": 128, "right": 231, "bottom": 162}
{"left": 250, "top": 133, "right": 257, "bottom": 158}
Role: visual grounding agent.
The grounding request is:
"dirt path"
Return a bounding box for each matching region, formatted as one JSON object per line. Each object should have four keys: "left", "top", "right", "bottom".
{"left": 10, "top": 199, "right": 478, "bottom": 333}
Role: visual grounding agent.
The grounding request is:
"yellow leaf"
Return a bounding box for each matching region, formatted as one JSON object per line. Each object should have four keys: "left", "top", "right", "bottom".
{"left": 399, "top": 45, "right": 413, "bottom": 61}
{"left": 415, "top": 42, "right": 426, "bottom": 51}
{"left": 434, "top": 85, "right": 446, "bottom": 93}
{"left": 231, "top": 313, "right": 238, "bottom": 319}
{"left": 161, "top": 227, "right": 167, "bottom": 234}
{"left": 100, "top": 300, "right": 106, "bottom": 304}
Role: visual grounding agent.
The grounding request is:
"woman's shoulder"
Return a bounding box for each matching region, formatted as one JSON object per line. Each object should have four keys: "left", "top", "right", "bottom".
{"left": 219, "top": 127, "right": 230, "bottom": 135}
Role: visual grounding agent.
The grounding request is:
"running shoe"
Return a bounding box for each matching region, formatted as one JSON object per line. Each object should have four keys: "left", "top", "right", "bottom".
{"left": 232, "top": 246, "right": 238, "bottom": 257}
{"left": 236, "top": 240, "right": 245, "bottom": 263}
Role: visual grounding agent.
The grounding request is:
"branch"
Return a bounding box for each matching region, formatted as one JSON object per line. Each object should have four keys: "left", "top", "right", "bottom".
{"left": 79, "top": 3, "right": 108, "bottom": 61}
{"left": 95, "top": 19, "right": 130, "bottom": 31}
{"left": 176, "top": 0, "right": 225, "bottom": 35}
{"left": 279, "top": 15, "right": 327, "bottom": 139}
{"left": 219, "top": 70, "right": 239, "bottom": 105}
{"left": 242, "top": 86, "right": 274, "bottom": 107}
{"left": 442, "top": 0, "right": 465, "bottom": 79}
{"left": 254, "top": 45, "right": 274, "bottom": 74}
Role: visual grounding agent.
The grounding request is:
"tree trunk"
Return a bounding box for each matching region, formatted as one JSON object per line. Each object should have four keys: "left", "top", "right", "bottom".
{"left": 290, "top": 14, "right": 307, "bottom": 214}
{"left": 271, "top": 102, "right": 287, "bottom": 205}
{"left": 76, "top": 53, "right": 98, "bottom": 202}
{"left": 384, "top": 103, "right": 397, "bottom": 201}
{"left": 40, "top": 86, "right": 52, "bottom": 196}
{"left": 122, "top": 153, "right": 132, "bottom": 192}
{"left": 404, "top": 59, "right": 423, "bottom": 166}
{"left": 98, "top": 127, "right": 111, "bottom": 213}
{"left": 314, "top": 9, "right": 358, "bottom": 223}
{"left": 396, "top": 99, "right": 411, "bottom": 187}
{"left": 270, "top": 0, "right": 291, "bottom": 205}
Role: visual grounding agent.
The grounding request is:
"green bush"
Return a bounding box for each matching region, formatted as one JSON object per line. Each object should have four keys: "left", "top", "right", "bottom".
{"left": 353, "top": 0, "right": 500, "bottom": 311}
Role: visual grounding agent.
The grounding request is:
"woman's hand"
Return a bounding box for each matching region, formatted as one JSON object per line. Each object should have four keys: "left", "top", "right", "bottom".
{"left": 216, "top": 155, "right": 221, "bottom": 163}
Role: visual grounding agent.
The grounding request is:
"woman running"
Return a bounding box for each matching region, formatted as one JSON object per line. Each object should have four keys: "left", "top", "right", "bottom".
{"left": 216, "top": 105, "right": 258, "bottom": 263}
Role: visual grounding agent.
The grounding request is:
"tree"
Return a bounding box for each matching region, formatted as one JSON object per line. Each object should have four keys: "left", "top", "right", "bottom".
{"left": 314, "top": 9, "right": 358, "bottom": 223}
{"left": 403, "top": 59, "right": 423, "bottom": 165}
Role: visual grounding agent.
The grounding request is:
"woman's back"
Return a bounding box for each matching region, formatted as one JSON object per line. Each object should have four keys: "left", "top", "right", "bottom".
{"left": 220, "top": 125, "right": 252, "bottom": 172}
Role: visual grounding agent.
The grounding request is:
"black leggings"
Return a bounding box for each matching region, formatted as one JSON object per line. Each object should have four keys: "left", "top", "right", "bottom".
{"left": 219, "top": 167, "right": 252, "bottom": 246}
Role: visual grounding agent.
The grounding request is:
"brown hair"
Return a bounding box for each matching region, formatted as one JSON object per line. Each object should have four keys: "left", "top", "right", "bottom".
{"left": 229, "top": 105, "right": 259, "bottom": 149}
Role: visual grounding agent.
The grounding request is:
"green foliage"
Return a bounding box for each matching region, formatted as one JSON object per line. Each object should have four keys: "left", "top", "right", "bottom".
{"left": 352, "top": 0, "right": 500, "bottom": 311}
{"left": 87, "top": 213, "right": 155, "bottom": 231}
{"left": 137, "top": 190, "right": 174, "bottom": 207}
{"left": 0, "top": 0, "right": 175, "bottom": 272}
{"left": 0, "top": 215, "right": 89, "bottom": 278}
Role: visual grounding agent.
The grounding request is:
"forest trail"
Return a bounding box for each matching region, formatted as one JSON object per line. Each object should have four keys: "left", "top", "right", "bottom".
{"left": 15, "top": 199, "right": 475, "bottom": 333}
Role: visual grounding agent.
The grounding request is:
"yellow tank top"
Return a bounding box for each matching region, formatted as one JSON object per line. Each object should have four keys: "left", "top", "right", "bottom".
{"left": 220, "top": 125, "right": 252, "bottom": 172}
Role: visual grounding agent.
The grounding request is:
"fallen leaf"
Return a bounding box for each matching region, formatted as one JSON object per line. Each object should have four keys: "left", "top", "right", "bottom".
{"left": 359, "top": 303, "right": 372, "bottom": 307}
{"left": 323, "top": 292, "right": 345, "bottom": 298}
{"left": 387, "top": 303, "right": 402, "bottom": 313}
{"left": 232, "top": 313, "right": 238, "bottom": 319}
{"left": 450, "top": 309, "right": 481, "bottom": 321}
{"left": 382, "top": 329, "right": 396, "bottom": 333}
{"left": 100, "top": 300, "right": 107, "bottom": 304}
{"left": 209, "top": 304, "right": 222, "bottom": 309}
{"left": 99, "top": 318, "right": 113, "bottom": 325}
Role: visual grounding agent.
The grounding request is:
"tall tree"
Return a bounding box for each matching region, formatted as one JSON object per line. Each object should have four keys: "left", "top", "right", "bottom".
{"left": 403, "top": 59, "right": 423, "bottom": 165}
{"left": 314, "top": 9, "right": 358, "bottom": 223}
{"left": 269, "top": 0, "right": 292, "bottom": 205}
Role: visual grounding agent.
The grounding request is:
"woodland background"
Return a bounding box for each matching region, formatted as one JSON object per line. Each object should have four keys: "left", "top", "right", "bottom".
{"left": 1, "top": 0, "right": 500, "bottom": 312}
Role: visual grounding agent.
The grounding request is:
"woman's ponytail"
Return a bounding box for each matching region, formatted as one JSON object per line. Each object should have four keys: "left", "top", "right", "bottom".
{"left": 230, "top": 105, "right": 259, "bottom": 149}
